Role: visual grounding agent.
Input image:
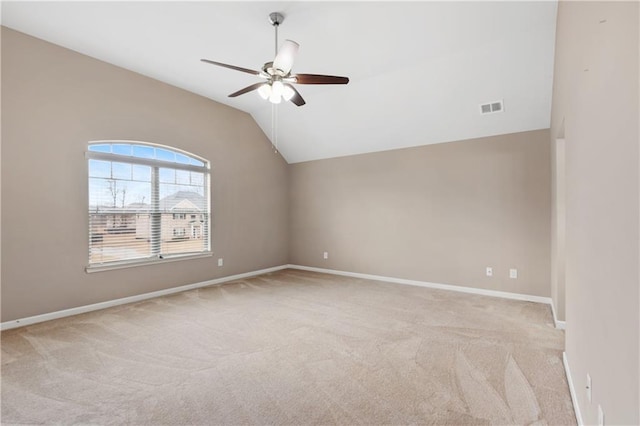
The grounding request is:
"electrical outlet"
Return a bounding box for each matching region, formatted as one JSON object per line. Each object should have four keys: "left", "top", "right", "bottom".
{"left": 598, "top": 405, "right": 604, "bottom": 426}
{"left": 586, "top": 373, "right": 592, "bottom": 403}
{"left": 218, "top": 258, "right": 223, "bottom": 267}
{"left": 509, "top": 268, "right": 518, "bottom": 279}
{"left": 486, "top": 267, "right": 493, "bottom": 277}
{"left": 323, "top": 252, "right": 329, "bottom": 260}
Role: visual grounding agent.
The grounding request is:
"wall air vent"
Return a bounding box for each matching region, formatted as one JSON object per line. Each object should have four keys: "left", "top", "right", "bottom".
{"left": 480, "top": 100, "right": 504, "bottom": 115}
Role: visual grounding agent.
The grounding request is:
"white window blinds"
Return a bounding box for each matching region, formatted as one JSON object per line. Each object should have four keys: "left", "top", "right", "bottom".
{"left": 87, "top": 142, "right": 210, "bottom": 269}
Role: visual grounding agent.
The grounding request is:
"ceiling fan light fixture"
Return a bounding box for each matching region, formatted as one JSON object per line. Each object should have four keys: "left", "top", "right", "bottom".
{"left": 282, "top": 85, "right": 295, "bottom": 101}
{"left": 272, "top": 80, "right": 284, "bottom": 96}
{"left": 273, "top": 40, "right": 300, "bottom": 75}
{"left": 269, "top": 91, "right": 282, "bottom": 104}
{"left": 257, "top": 83, "right": 271, "bottom": 99}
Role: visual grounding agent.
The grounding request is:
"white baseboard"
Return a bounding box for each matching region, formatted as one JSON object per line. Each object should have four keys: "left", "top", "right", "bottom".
{"left": 550, "top": 300, "right": 567, "bottom": 330}
{"left": 0, "top": 265, "right": 289, "bottom": 331}
{"left": 563, "top": 351, "right": 584, "bottom": 426}
{"left": 2, "top": 264, "right": 560, "bottom": 331}
{"left": 287, "top": 264, "right": 552, "bottom": 305}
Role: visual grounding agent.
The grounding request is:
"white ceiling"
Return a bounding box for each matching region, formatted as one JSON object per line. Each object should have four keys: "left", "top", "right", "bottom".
{"left": 1, "top": 1, "right": 558, "bottom": 164}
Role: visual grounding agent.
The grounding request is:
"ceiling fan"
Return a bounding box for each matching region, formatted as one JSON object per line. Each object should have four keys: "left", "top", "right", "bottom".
{"left": 201, "top": 12, "right": 349, "bottom": 107}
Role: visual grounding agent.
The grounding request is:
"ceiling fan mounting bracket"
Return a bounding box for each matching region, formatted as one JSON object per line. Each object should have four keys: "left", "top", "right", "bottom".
{"left": 268, "top": 12, "right": 284, "bottom": 27}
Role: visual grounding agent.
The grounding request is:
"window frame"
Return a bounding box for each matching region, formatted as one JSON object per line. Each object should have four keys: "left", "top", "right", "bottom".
{"left": 86, "top": 140, "right": 212, "bottom": 273}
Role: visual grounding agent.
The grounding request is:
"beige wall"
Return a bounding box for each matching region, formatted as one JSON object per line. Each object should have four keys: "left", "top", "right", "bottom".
{"left": 550, "top": 1, "right": 639, "bottom": 424}
{"left": 290, "top": 130, "right": 552, "bottom": 298}
{"left": 0, "top": 24, "right": 3, "bottom": 320}
{"left": 1, "top": 28, "right": 289, "bottom": 321}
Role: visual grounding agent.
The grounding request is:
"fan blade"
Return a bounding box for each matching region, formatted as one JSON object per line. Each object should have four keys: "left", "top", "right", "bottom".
{"left": 229, "top": 83, "right": 266, "bottom": 98}
{"left": 284, "top": 84, "right": 306, "bottom": 106}
{"left": 200, "top": 59, "right": 260, "bottom": 76}
{"left": 273, "top": 40, "right": 299, "bottom": 74}
{"left": 294, "top": 74, "right": 349, "bottom": 85}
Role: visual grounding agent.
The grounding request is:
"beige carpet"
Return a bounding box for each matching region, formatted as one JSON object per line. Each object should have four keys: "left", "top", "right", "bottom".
{"left": 1, "top": 269, "right": 575, "bottom": 425}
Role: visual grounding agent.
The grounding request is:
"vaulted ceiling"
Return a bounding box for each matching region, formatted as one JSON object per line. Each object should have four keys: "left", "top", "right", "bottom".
{"left": 1, "top": 1, "right": 558, "bottom": 163}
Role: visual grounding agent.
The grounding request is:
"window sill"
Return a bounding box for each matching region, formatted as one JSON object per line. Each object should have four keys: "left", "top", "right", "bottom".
{"left": 86, "top": 252, "right": 213, "bottom": 273}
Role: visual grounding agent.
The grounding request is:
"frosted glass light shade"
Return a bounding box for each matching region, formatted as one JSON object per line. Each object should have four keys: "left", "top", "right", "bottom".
{"left": 282, "top": 85, "right": 295, "bottom": 101}
{"left": 257, "top": 84, "right": 271, "bottom": 100}
{"left": 272, "top": 81, "right": 284, "bottom": 97}
{"left": 269, "top": 91, "right": 282, "bottom": 104}
{"left": 273, "top": 40, "right": 299, "bottom": 74}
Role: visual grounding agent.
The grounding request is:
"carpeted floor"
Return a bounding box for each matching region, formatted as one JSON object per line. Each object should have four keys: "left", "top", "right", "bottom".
{"left": 1, "top": 269, "right": 575, "bottom": 425}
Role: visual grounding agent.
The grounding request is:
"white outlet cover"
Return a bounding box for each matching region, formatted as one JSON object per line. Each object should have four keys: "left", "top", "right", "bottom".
{"left": 218, "top": 258, "right": 223, "bottom": 267}
{"left": 323, "top": 252, "right": 329, "bottom": 259}
{"left": 486, "top": 267, "right": 493, "bottom": 277}
{"left": 587, "top": 373, "right": 592, "bottom": 403}
{"left": 509, "top": 268, "right": 518, "bottom": 279}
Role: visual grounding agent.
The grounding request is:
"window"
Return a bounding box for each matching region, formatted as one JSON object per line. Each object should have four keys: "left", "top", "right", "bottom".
{"left": 87, "top": 141, "right": 210, "bottom": 270}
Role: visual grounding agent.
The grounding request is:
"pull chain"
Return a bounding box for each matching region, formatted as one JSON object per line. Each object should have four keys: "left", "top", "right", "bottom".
{"left": 271, "top": 103, "right": 278, "bottom": 154}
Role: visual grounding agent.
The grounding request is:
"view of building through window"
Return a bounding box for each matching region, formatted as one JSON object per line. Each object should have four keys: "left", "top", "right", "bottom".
{"left": 87, "top": 142, "right": 210, "bottom": 267}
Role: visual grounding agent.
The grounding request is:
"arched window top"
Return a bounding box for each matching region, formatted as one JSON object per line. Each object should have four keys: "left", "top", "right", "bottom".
{"left": 88, "top": 141, "right": 206, "bottom": 167}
